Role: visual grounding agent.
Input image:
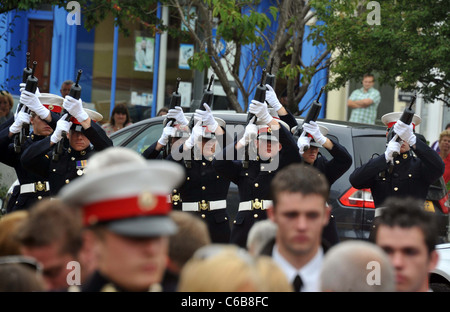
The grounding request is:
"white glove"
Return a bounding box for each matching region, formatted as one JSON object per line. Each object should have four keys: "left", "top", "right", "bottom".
{"left": 393, "top": 120, "right": 416, "bottom": 146}
{"left": 185, "top": 119, "right": 203, "bottom": 150}
{"left": 249, "top": 99, "right": 273, "bottom": 125}
{"left": 265, "top": 84, "right": 282, "bottom": 111}
{"left": 9, "top": 106, "right": 31, "bottom": 134}
{"left": 166, "top": 106, "right": 188, "bottom": 125}
{"left": 63, "top": 95, "right": 89, "bottom": 122}
{"left": 19, "top": 90, "right": 49, "bottom": 120}
{"left": 384, "top": 138, "right": 401, "bottom": 163}
{"left": 158, "top": 122, "right": 176, "bottom": 146}
{"left": 297, "top": 133, "right": 311, "bottom": 156}
{"left": 303, "top": 121, "right": 326, "bottom": 146}
{"left": 195, "top": 103, "right": 218, "bottom": 132}
{"left": 239, "top": 116, "right": 258, "bottom": 146}
{"left": 50, "top": 114, "right": 72, "bottom": 144}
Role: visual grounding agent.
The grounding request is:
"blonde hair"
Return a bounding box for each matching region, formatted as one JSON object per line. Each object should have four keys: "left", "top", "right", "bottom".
{"left": 0, "top": 211, "right": 29, "bottom": 256}
{"left": 177, "top": 244, "right": 263, "bottom": 292}
{"left": 439, "top": 129, "right": 450, "bottom": 142}
{"left": 255, "top": 256, "right": 293, "bottom": 292}
{"left": 0, "top": 91, "right": 14, "bottom": 109}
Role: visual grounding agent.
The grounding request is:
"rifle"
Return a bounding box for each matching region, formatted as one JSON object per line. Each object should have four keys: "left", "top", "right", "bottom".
{"left": 13, "top": 52, "right": 33, "bottom": 153}
{"left": 52, "top": 69, "right": 82, "bottom": 162}
{"left": 163, "top": 77, "right": 181, "bottom": 158}
{"left": 187, "top": 74, "right": 215, "bottom": 130}
{"left": 185, "top": 74, "right": 215, "bottom": 168}
{"left": 265, "top": 58, "right": 275, "bottom": 88}
{"left": 387, "top": 94, "right": 416, "bottom": 172}
{"left": 294, "top": 86, "right": 325, "bottom": 153}
{"left": 15, "top": 60, "right": 38, "bottom": 153}
{"left": 243, "top": 68, "right": 267, "bottom": 168}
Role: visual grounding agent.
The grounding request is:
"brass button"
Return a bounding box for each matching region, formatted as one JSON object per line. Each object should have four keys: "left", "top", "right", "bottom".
{"left": 202, "top": 162, "right": 206, "bottom": 166}
{"left": 261, "top": 166, "right": 265, "bottom": 170}
{"left": 254, "top": 183, "right": 259, "bottom": 188}
{"left": 71, "top": 157, "right": 76, "bottom": 161}
{"left": 202, "top": 186, "right": 206, "bottom": 190}
{"left": 173, "top": 189, "right": 177, "bottom": 193}
{"left": 395, "top": 160, "right": 400, "bottom": 164}
{"left": 254, "top": 214, "right": 259, "bottom": 218}
{"left": 409, "top": 174, "right": 412, "bottom": 178}
{"left": 233, "top": 220, "right": 237, "bottom": 224}
{"left": 81, "top": 150, "right": 86, "bottom": 156}
{"left": 217, "top": 176, "right": 220, "bottom": 179}
{"left": 65, "top": 179, "right": 70, "bottom": 184}
{"left": 38, "top": 196, "right": 42, "bottom": 200}
{"left": 394, "top": 187, "right": 398, "bottom": 191}
{"left": 52, "top": 169, "right": 56, "bottom": 172}
{"left": 201, "top": 214, "right": 206, "bottom": 219}
{"left": 187, "top": 177, "right": 190, "bottom": 180}
{"left": 245, "top": 172, "right": 249, "bottom": 176}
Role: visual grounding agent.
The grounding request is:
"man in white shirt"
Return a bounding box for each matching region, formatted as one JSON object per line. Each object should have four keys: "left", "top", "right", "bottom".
{"left": 260, "top": 163, "right": 331, "bottom": 292}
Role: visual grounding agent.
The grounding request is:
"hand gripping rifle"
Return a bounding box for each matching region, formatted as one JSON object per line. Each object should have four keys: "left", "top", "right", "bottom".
{"left": 185, "top": 74, "right": 215, "bottom": 168}
{"left": 14, "top": 59, "right": 38, "bottom": 153}
{"left": 387, "top": 93, "right": 416, "bottom": 172}
{"left": 293, "top": 86, "right": 325, "bottom": 153}
{"left": 52, "top": 70, "right": 82, "bottom": 162}
{"left": 243, "top": 68, "right": 267, "bottom": 168}
{"left": 163, "top": 77, "right": 181, "bottom": 158}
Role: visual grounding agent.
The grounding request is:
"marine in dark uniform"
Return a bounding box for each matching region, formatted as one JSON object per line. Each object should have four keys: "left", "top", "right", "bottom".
{"left": 21, "top": 96, "right": 112, "bottom": 196}
{"left": 349, "top": 112, "right": 444, "bottom": 238}
{"left": 0, "top": 92, "right": 62, "bottom": 212}
{"left": 58, "top": 149, "right": 184, "bottom": 292}
{"left": 143, "top": 104, "right": 232, "bottom": 244}
{"left": 266, "top": 85, "right": 352, "bottom": 246}
{"left": 213, "top": 99, "right": 302, "bottom": 248}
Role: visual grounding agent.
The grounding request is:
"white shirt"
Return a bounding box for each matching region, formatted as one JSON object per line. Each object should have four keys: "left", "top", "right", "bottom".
{"left": 272, "top": 243, "right": 324, "bottom": 292}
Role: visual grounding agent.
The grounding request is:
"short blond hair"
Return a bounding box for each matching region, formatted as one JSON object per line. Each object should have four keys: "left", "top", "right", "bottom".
{"left": 177, "top": 244, "right": 263, "bottom": 292}
{"left": 439, "top": 129, "right": 450, "bottom": 142}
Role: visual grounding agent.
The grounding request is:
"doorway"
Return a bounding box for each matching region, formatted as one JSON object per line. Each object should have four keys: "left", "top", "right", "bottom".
{"left": 28, "top": 20, "right": 53, "bottom": 93}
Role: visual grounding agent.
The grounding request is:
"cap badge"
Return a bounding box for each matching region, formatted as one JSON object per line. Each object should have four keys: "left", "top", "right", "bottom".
{"left": 138, "top": 191, "right": 156, "bottom": 211}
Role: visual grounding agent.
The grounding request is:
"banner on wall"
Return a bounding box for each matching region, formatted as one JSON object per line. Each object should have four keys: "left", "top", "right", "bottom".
{"left": 134, "top": 36, "right": 154, "bottom": 72}
{"left": 179, "top": 44, "right": 194, "bottom": 70}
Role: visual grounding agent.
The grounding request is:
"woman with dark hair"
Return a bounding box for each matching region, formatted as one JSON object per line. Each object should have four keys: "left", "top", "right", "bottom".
{"left": 101, "top": 103, "right": 132, "bottom": 136}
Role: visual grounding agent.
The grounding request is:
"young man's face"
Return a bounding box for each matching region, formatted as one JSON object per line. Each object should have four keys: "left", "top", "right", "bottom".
{"left": 256, "top": 139, "right": 281, "bottom": 160}
{"left": 95, "top": 230, "right": 169, "bottom": 291}
{"left": 31, "top": 115, "right": 53, "bottom": 137}
{"left": 68, "top": 130, "right": 91, "bottom": 151}
{"left": 376, "top": 225, "right": 438, "bottom": 292}
{"left": 268, "top": 191, "right": 330, "bottom": 261}
{"left": 302, "top": 146, "right": 319, "bottom": 165}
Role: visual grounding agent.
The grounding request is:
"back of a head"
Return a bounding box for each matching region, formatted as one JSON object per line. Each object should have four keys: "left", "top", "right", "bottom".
{"left": 0, "top": 263, "right": 46, "bottom": 292}
{"left": 169, "top": 211, "right": 211, "bottom": 269}
{"left": 15, "top": 199, "right": 82, "bottom": 257}
{"left": 256, "top": 256, "right": 293, "bottom": 292}
{"left": 320, "top": 240, "right": 395, "bottom": 292}
{"left": 246, "top": 219, "right": 277, "bottom": 256}
{"left": 0, "top": 210, "right": 29, "bottom": 256}
{"left": 177, "top": 244, "right": 262, "bottom": 292}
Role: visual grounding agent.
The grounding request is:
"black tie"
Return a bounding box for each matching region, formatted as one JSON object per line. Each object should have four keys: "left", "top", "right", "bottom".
{"left": 293, "top": 274, "right": 303, "bottom": 292}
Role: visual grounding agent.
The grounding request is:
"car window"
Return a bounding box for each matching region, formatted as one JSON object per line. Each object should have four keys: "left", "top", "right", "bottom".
{"left": 352, "top": 135, "right": 386, "bottom": 167}
{"left": 111, "top": 125, "right": 146, "bottom": 147}
{"left": 122, "top": 123, "right": 164, "bottom": 153}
